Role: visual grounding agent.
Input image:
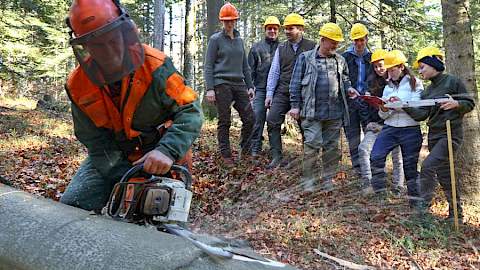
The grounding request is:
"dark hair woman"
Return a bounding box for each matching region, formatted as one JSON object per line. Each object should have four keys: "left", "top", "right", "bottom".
{"left": 357, "top": 49, "right": 404, "bottom": 193}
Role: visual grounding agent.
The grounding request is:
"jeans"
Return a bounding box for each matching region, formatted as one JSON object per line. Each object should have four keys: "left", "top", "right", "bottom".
{"left": 266, "top": 91, "right": 291, "bottom": 158}
{"left": 370, "top": 125, "right": 422, "bottom": 199}
{"left": 251, "top": 89, "right": 267, "bottom": 153}
{"left": 343, "top": 108, "right": 367, "bottom": 175}
{"left": 214, "top": 83, "right": 255, "bottom": 157}
{"left": 358, "top": 128, "right": 404, "bottom": 188}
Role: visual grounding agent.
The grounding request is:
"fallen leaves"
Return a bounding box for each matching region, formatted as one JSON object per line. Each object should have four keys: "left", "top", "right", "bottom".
{"left": 1, "top": 105, "right": 479, "bottom": 270}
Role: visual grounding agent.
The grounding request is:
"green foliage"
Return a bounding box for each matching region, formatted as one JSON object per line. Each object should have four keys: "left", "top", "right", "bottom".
{"left": 0, "top": 0, "right": 71, "bottom": 97}
{"left": 226, "top": 0, "right": 444, "bottom": 64}
{"left": 0, "top": 0, "right": 477, "bottom": 98}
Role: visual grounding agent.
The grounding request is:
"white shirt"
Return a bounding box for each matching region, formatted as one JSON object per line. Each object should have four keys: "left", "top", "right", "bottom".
{"left": 379, "top": 75, "right": 424, "bottom": 127}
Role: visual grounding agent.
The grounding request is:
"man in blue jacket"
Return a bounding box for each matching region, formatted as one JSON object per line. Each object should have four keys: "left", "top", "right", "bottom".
{"left": 342, "top": 23, "right": 372, "bottom": 177}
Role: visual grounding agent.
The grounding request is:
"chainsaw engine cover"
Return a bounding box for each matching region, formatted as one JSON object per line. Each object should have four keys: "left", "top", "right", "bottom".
{"left": 148, "top": 177, "right": 193, "bottom": 223}
{"left": 141, "top": 187, "right": 171, "bottom": 216}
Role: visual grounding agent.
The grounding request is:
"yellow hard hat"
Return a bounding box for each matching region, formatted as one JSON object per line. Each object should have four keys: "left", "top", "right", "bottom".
{"left": 413, "top": 46, "right": 444, "bottom": 68}
{"left": 263, "top": 16, "right": 281, "bottom": 27}
{"left": 371, "top": 49, "right": 387, "bottom": 63}
{"left": 350, "top": 23, "right": 368, "bottom": 40}
{"left": 384, "top": 50, "right": 408, "bottom": 69}
{"left": 283, "top": 13, "right": 305, "bottom": 27}
{"left": 319, "top": 22, "right": 344, "bottom": 42}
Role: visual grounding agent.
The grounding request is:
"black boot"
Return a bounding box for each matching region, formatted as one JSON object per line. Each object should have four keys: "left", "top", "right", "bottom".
{"left": 267, "top": 154, "right": 283, "bottom": 169}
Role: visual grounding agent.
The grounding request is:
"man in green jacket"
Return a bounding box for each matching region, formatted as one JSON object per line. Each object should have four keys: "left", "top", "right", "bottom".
{"left": 60, "top": 0, "right": 203, "bottom": 212}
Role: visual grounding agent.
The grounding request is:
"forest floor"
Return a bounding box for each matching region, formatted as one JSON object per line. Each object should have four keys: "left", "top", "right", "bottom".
{"left": 1, "top": 97, "right": 479, "bottom": 270}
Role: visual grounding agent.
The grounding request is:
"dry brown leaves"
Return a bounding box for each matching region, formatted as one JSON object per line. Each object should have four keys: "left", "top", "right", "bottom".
{"left": 1, "top": 106, "right": 479, "bottom": 270}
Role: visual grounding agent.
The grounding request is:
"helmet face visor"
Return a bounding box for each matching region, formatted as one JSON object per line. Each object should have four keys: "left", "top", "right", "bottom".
{"left": 70, "top": 14, "right": 144, "bottom": 86}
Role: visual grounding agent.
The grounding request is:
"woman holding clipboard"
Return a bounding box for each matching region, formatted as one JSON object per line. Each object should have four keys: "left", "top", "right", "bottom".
{"left": 369, "top": 50, "right": 424, "bottom": 207}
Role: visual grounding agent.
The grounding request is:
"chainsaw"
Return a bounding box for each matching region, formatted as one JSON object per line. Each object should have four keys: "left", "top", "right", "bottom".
{"left": 106, "top": 164, "right": 192, "bottom": 225}
{"left": 106, "top": 164, "right": 288, "bottom": 268}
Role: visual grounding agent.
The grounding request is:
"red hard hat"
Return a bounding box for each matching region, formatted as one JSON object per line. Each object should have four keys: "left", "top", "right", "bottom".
{"left": 69, "top": 0, "right": 120, "bottom": 37}
{"left": 219, "top": 2, "right": 239, "bottom": 21}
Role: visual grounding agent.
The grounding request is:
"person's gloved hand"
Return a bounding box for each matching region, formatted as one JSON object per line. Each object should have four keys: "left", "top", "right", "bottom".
{"left": 133, "top": 149, "right": 173, "bottom": 175}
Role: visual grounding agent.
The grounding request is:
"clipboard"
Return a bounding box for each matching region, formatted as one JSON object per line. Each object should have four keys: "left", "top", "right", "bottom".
{"left": 358, "top": 95, "right": 385, "bottom": 109}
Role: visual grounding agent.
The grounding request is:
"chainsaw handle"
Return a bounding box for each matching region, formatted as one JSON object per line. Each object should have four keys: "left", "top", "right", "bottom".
{"left": 119, "top": 164, "right": 192, "bottom": 190}
{"left": 170, "top": 164, "right": 192, "bottom": 190}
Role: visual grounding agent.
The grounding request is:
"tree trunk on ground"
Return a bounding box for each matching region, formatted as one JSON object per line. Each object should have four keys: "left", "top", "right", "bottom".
{"left": 442, "top": 0, "right": 480, "bottom": 201}
{"left": 154, "top": 0, "right": 166, "bottom": 50}
{"left": 183, "top": 0, "right": 195, "bottom": 86}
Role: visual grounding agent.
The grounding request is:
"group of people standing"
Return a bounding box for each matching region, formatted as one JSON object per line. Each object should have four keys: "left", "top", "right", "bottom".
{"left": 204, "top": 3, "right": 475, "bottom": 223}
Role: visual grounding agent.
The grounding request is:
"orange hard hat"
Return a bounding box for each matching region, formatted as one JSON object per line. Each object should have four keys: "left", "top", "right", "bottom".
{"left": 219, "top": 2, "right": 239, "bottom": 21}
{"left": 69, "top": 0, "right": 120, "bottom": 37}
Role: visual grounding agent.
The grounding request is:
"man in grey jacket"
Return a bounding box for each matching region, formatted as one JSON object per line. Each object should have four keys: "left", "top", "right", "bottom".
{"left": 289, "top": 23, "right": 354, "bottom": 191}
{"left": 248, "top": 16, "right": 280, "bottom": 157}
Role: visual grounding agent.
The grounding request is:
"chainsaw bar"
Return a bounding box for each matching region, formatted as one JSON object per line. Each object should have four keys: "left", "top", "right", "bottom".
{"left": 384, "top": 98, "right": 451, "bottom": 109}
{"left": 161, "top": 224, "right": 287, "bottom": 268}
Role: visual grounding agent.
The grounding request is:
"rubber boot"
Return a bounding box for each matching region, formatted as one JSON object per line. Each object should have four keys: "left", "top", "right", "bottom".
{"left": 301, "top": 145, "right": 318, "bottom": 192}
{"left": 267, "top": 154, "right": 283, "bottom": 169}
{"left": 267, "top": 125, "right": 283, "bottom": 169}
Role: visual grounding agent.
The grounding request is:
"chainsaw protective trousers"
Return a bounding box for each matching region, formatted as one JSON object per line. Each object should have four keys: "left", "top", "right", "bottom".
{"left": 60, "top": 157, "right": 116, "bottom": 211}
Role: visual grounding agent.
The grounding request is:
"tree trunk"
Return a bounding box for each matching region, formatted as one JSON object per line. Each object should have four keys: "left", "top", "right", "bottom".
{"left": 169, "top": 3, "right": 173, "bottom": 56}
{"left": 183, "top": 0, "right": 195, "bottom": 85}
{"left": 379, "top": 0, "right": 385, "bottom": 47}
{"left": 154, "top": 0, "right": 166, "bottom": 50}
{"left": 355, "top": 0, "right": 361, "bottom": 20}
{"left": 242, "top": 0, "right": 247, "bottom": 40}
{"left": 180, "top": 7, "right": 185, "bottom": 69}
{"left": 207, "top": 0, "right": 223, "bottom": 39}
{"left": 442, "top": 0, "right": 480, "bottom": 201}
{"left": 330, "top": 0, "right": 336, "bottom": 23}
{"left": 203, "top": 0, "right": 223, "bottom": 119}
